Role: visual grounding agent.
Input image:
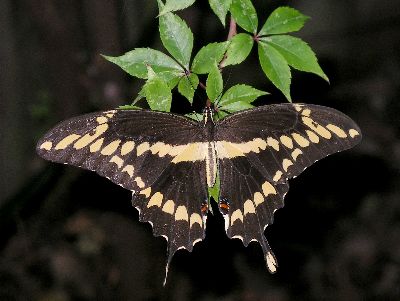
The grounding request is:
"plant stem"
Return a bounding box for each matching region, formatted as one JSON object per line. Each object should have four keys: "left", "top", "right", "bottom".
{"left": 199, "top": 17, "right": 237, "bottom": 91}
{"left": 227, "top": 16, "right": 237, "bottom": 40}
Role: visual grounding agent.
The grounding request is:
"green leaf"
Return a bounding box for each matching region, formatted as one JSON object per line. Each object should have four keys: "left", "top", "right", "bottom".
{"left": 264, "top": 35, "right": 328, "bottom": 82}
{"left": 220, "top": 101, "right": 254, "bottom": 113}
{"left": 230, "top": 0, "right": 258, "bottom": 33}
{"left": 191, "top": 42, "right": 229, "bottom": 74}
{"left": 214, "top": 110, "right": 230, "bottom": 120}
{"left": 143, "top": 69, "right": 172, "bottom": 112}
{"left": 208, "top": 173, "right": 220, "bottom": 203}
{"left": 208, "top": 0, "right": 232, "bottom": 26}
{"left": 103, "top": 48, "right": 183, "bottom": 82}
{"left": 185, "top": 112, "right": 203, "bottom": 121}
{"left": 223, "top": 33, "right": 254, "bottom": 66}
{"left": 206, "top": 64, "right": 223, "bottom": 102}
{"left": 178, "top": 73, "right": 199, "bottom": 103}
{"left": 118, "top": 105, "right": 142, "bottom": 110}
{"left": 259, "top": 6, "right": 309, "bottom": 36}
{"left": 159, "top": 12, "right": 194, "bottom": 69}
{"left": 258, "top": 42, "right": 292, "bottom": 101}
{"left": 167, "top": 74, "right": 181, "bottom": 89}
{"left": 218, "top": 84, "right": 267, "bottom": 107}
{"left": 132, "top": 87, "right": 146, "bottom": 105}
{"left": 160, "top": 0, "right": 196, "bottom": 15}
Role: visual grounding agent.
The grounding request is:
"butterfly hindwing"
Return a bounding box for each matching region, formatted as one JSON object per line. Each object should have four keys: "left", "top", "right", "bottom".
{"left": 132, "top": 159, "right": 208, "bottom": 268}
{"left": 215, "top": 103, "right": 361, "bottom": 270}
{"left": 37, "top": 109, "right": 209, "bottom": 272}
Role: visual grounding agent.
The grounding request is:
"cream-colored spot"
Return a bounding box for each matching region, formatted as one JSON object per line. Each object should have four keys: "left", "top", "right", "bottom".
{"left": 134, "top": 177, "right": 145, "bottom": 188}
{"left": 168, "top": 145, "right": 187, "bottom": 157}
{"left": 122, "top": 164, "right": 134, "bottom": 177}
{"left": 302, "top": 117, "right": 332, "bottom": 139}
{"left": 326, "top": 124, "right": 347, "bottom": 138}
{"left": 244, "top": 199, "right": 256, "bottom": 215}
{"left": 267, "top": 137, "right": 279, "bottom": 151}
{"left": 89, "top": 138, "right": 104, "bottom": 152}
{"left": 282, "top": 158, "right": 293, "bottom": 172}
{"left": 292, "top": 133, "right": 310, "bottom": 147}
{"left": 262, "top": 181, "right": 277, "bottom": 197}
{"left": 150, "top": 142, "right": 169, "bottom": 157}
{"left": 120, "top": 141, "right": 135, "bottom": 156}
{"left": 157, "top": 143, "right": 172, "bottom": 157}
{"left": 110, "top": 155, "right": 124, "bottom": 169}
{"left": 190, "top": 213, "right": 203, "bottom": 228}
{"left": 349, "top": 129, "right": 360, "bottom": 138}
{"left": 215, "top": 139, "right": 267, "bottom": 159}
{"left": 162, "top": 200, "right": 175, "bottom": 215}
{"left": 172, "top": 143, "right": 206, "bottom": 163}
{"left": 175, "top": 206, "right": 189, "bottom": 221}
{"left": 140, "top": 187, "right": 151, "bottom": 198}
{"left": 147, "top": 192, "right": 163, "bottom": 208}
{"left": 101, "top": 140, "right": 121, "bottom": 156}
{"left": 302, "top": 109, "right": 311, "bottom": 116}
{"left": 215, "top": 141, "right": 245, "bottom": 159}
{"left": 254, "top": 192, "right": 264, "bottom": 207}
{"left": 306, "top": 130, "right": 320, "bottom": 143}
{"left": 240, "top": 138, "right": 267, "bottom": 153}
{"left": 137, "top": 142, "right": 150, "bottom": 156}
{"left": 294, "top": 104, "right": 303, "bottom": 112}
{"left": 55, "top": 134, "right": 81, "bottom": 150}
{"left": 40, "top": 141, "right": 52, "bottom": 150}
{"left": 280, "top": 135, "right": 293, "bottom": 149}
{"left": 273, "top": 170, "right": 283, "bottom": 182}
{"left": 74, "top": 124, "right": 108, "bottom": 149}
{"left": 266, "top": 252, "right": 277, "bottom": 273}
{"left": 105, "top": 110, "right": 116, "bottom": 118}
{"left": 96, "top": 116, "right": 108, "bottom": 124}
{"left": 252, "top": 138, "right": 268, "bottom": 151}
{"left": 230, "top": 209, "right": 244, "bottom": 225}
{"left": 291, "top": 148, "right": 303, "bottom": 161}
{"left": 238, "top": 141, "right": 255, "bottom": 153}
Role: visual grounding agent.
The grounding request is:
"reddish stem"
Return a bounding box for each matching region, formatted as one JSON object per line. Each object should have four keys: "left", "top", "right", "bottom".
{"left": 219, "top": 17, "right": 237, "bottom": 69}
{"left": 200, "top": 17, "right": 237, "bottom": 94}
{"left": 227, "top": 16, "right": 237, "bottom": 40}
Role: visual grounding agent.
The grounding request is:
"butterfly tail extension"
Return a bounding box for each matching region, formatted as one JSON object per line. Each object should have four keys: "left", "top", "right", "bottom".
{"left": 163, "top": 246, "right": 173, "bottom": 287}
{"left": 259, "top": 236, "right": 278, "bottom": 273}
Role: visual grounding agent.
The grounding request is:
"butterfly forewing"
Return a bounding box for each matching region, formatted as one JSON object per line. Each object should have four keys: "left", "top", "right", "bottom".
{"left": 215, "top": 103, "right": 361, "bottom": 271}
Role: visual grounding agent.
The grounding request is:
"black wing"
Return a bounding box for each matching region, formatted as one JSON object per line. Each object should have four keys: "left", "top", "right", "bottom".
{"left": 37, "top": 109, "right": 209, "bottom": 277}
{"left": 214, "top": 103, "right": 362, "bottom": 272}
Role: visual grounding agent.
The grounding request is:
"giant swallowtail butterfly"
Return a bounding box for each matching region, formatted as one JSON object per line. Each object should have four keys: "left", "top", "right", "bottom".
{"left": 37, "top": 103, "right": 361, "bottom": 281}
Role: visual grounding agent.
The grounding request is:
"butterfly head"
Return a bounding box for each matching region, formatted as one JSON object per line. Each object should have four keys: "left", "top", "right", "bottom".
{"left": 203, "top": 101, "right": 216, "bottom": 126}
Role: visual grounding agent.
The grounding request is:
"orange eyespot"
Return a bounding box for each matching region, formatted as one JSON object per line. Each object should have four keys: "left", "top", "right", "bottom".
{"left": 201, "top": 203, "right": 208, "bottom": 214}
{"left": 219, "top": 203, "right": 229, "bottom": 210}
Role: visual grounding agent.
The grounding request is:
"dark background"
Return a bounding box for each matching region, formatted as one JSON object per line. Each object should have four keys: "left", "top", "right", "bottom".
{"left": 1, "top": 0, "right": 399, "bottom": 300}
